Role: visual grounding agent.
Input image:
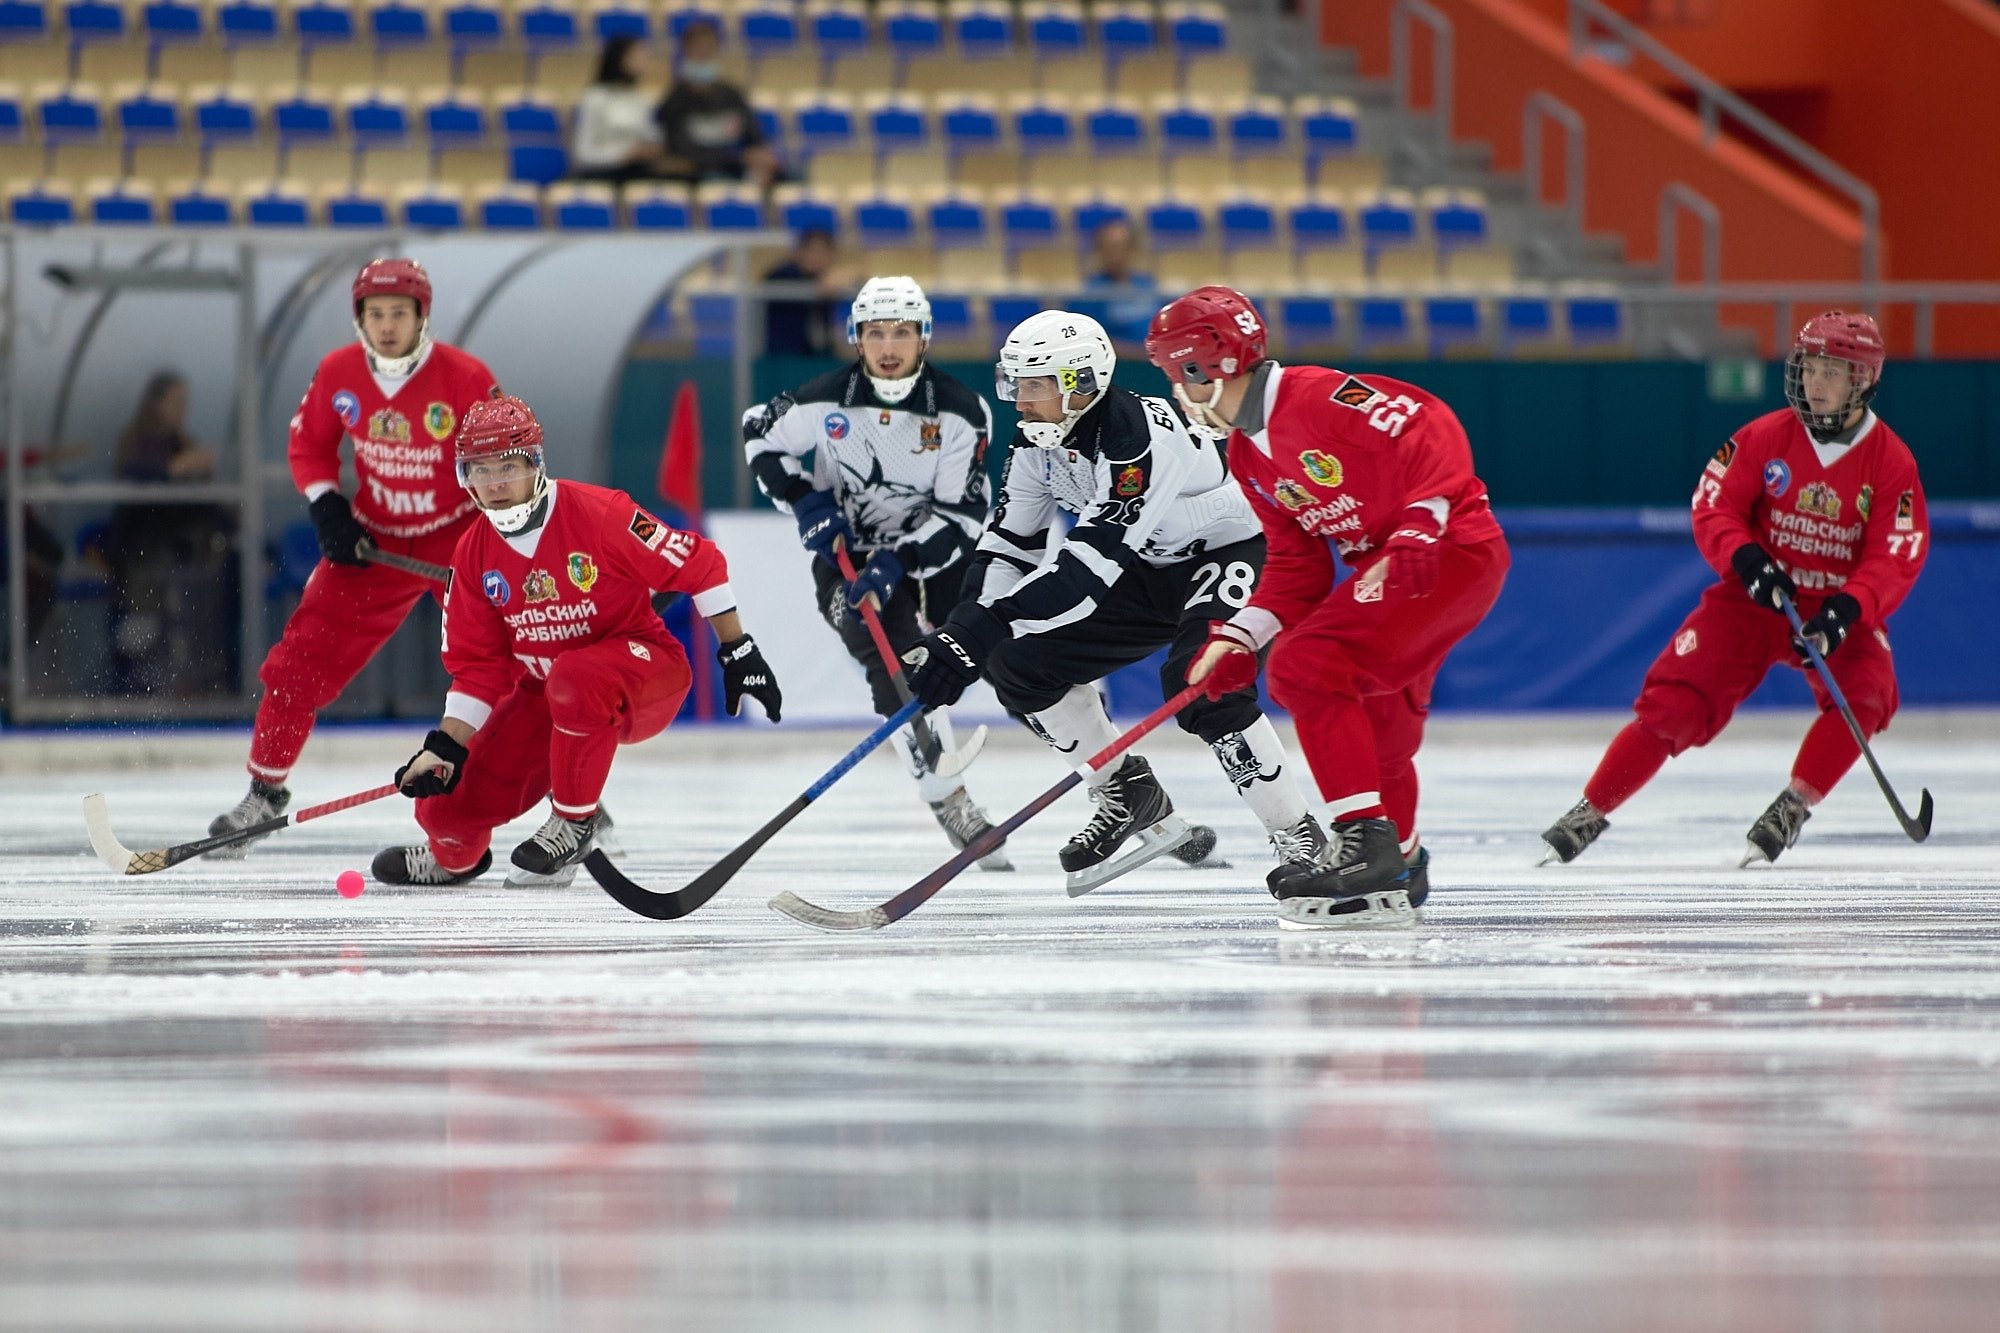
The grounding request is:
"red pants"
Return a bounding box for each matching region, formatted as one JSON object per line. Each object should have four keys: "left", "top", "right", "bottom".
{"left": 416, "top": 635, "right": 691, "bottom": 871}
{"left": 1587, "top": 581, "right": 1899, "bottom": 811}
{"left": 1265, "top": 536, "right": 1510, "bottom": 848}
{"left": 248, "top": 524, "right": 471, "bottom": 783}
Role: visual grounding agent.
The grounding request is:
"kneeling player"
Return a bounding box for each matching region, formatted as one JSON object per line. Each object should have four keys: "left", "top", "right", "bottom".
{"left": 375, "top": 395, "right": 782, "bottom": 887}
{"left": 905, "top": 311, "right": 1326, "bottom": 893}
{"left": 1540, "top": 311, "right": 1928, "bottom": 866}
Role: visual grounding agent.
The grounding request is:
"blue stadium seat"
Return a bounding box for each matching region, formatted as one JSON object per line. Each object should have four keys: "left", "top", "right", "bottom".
{"left": 0, "top": 1, "right": 50, "bottom": 43}
{"left": 1500, "top": 295, "right": 1554, "bottom": 349}
{"left": 1157, "top": 101, "right": 1218, "bottom": 156}
{"left": 628, "top": 184, "right": 690, "bottom": 230}
{"left": 591, "top": 2, "right": 651, "bottom": 43}
{"left": 1424, "top": 295, "right": 1483, "bottom": 354}
{"left": 1299, "top": 97, "right": 1359, "bottom": 159}
{"left": 928, "top": 191, "right": 987, "bottom": 249}
{"left": 951, "top": 1, "right": 1011, "bottom": 59}
{"left": 1430, "top": 192, "right": 1488, "bottom": 252}
{"left": 195, "top": 86, "right": 257, "bottom": 145}
{"left": 738, "top": 3, "right": 798, "bottom": 57}
{"left": 882, "top": 3, "right": 941, "bottom": 65}
{"left": 1166, "top": 3, "right": 1227, "bottom": 58}
{"left": 1356, "top": 297, "right": 1411, "bottom": 349}
{"left": 141, "top": 0, "right": 203, "bottom": 46}
{"left": 1358, "top": 191, "right": 1417, "bottom": 256}
{"left": 1566, "top": 294, "right": 1624, "bottom": 347}
{"left": 39, "top": 85, "right": 103, "bottom": 145}
{"left": 9, "top": 183, "right": 74, "bottom": 226}
{"left": 779, "top": 190, "right": 838, "bottom": 236}
{"left": 1227, "top": 98, "right": 1287, "bottom": 156}
{"left": 987, "top": 293, "right": 1042, "bottom": 334}
{"left": 0, "top": 84, "right": 21, "bottom": 141}
{"left": 423, "top": 90, "right": 487, "bottom": 147}
{"left": 344, "top": 91, "right": 410, "bottom": 149}
{"left": 551, "top": 183, "right": 616, "bottom": 229}
{"left": 1218, "top": 196, "right": 1276, "bottom": 249}
{"left": 866, "top": 94, "right": 929, "bottom": 156}
{"left": 272, "top": 89, "right": 337, "bottom": 149}
{"left": 1095, "top": 4, "right": 1155, "bottom": 59}
{"left": 853, "top": 193, "right": 915, "bottom": 247}
{"left": 499, "top": 89, "right": 560, "bottom": 141}
{"left": 508, "top": 143, "right": 566, "bottom": 183}
{"left": 697, "top": 184, "right": 764, "bottom": 231}
{"left": 810, "top": 2, "right": 869, "bottom": 61}
{"left": 1084, "top": 99, "right": 1145, "bottom": 156}
{"left": 293, "top": 0, "right": 356, "bottom": 46}
{"left": 928, "top": 292, "right": 973, "bottom": 345}
{"left": 245, "top": 182, "right": 311, "bottom": 226}
{"left": 217, "top": 0, "right": 279, "bottom": 46}
{"left": 792, "top": 93, "right": 856, "bottom": 154}
{"left": 168, "top": 181, "right": 232, "bottom": 226}
{"left": 749, "top": 92, "right": 780, "bottom": 146}
{"left": 666, "top": 4, "right": 723, "bottom": 42}
{"left": 117, "top": 87, "right": 180, "bottom": 143}
{"left": 1289, "top": 196, "right": 1349, "bottom": 250}
{"left": 89, "top": 182, "right": 156, "bottom": 225}
{"left": 940, "top": 96, "right": 1000, "bottom": 156}
{"left": 367, "top": 0, "right": 429, "bottom": 49}
{"left": 477, "top": 182, "right": 540, "bottom": 229}
{"left": 1012, "top": 97, "right": 1074, "bottom": 156}
{"left": 1279, "top": 295, "right": 1337, "bottom": 347}
{"left": 1071, "top": 196, "right": 1126, "bottom": 241}
{"left": 999, "top": 193, "right": 1059, "bottom": 251}
{"left": 517, "top": 2, "right": 580, "bottom": 52}
{"left": 326, "top": 185, "right": 390, "bottom": 227}
{"left": 1144, "top": 196, "right": 1205, "bottom": 252}
{"left": 690, "top": 293, "right": 736, "bottom": 357}
{"left": 1025, "top": 3, "right": 1085, "bottom": 60}
{"left": 401, "top": 186, "right": 464, "bottom": 230}
{"left": 65, "top": 1, "right": 126, "bottom": 44}
{"left": 443, "top": 0, "right": 502, "bottom": 50}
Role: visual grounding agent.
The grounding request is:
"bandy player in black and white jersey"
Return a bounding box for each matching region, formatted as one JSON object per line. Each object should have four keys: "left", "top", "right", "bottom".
{"left": 743, "top": 275, "right": 1009, "bottom": 868}
{"left": 902, "top": 311, "right": 1325, "bottom": 894}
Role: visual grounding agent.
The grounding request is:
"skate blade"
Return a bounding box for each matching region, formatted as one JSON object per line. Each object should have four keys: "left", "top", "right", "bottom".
{"left": 1738, "top": 843, "right": 1774, "bottom": 869}
{"left": 1277, "top": 887, "right": 1417, "bottom": 931}
{"left": 591, "top": 826, "right": 626, "bottom": 861}
{"left": 504, "top": 864, "right": 581, "bottom": 889}
{"left": 1065, "top": 816, "right": 1195, "bottom": 897}
{"left": 200, "top": 840, "right": 255, "bottom": 862}
{"left": 1537, "top": 845, "right": 1562, "bottom": 867}
{"left": 977, "top": 849, "right": 1016, "bottom": 872}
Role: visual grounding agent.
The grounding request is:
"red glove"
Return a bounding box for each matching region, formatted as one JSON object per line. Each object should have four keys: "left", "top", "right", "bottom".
{"left": 1381, "top": 508, "right": 1444, "bottom": 599}
{"left": 1188, "top": 622, "right": 1261, "bottom": 701}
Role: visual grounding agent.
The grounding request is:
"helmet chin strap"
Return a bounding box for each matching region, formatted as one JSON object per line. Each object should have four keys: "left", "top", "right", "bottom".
{"left": 865, "top": 355, "right": 924, "bottom": 405}
{"left": 359, "top": 322, "right": 432, "bottom": 380}
{"left": 1174, "top": 381, "right": 1232, "bottom": 431}
{"left": 480, "top": 475, "right": 551, "bottom": 536}
{"left": 1019, "top": 391, "right": 1095, "bottom": 449}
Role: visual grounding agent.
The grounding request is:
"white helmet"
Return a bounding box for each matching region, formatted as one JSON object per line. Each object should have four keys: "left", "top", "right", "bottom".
{"left": 996, "top": 310, "right": 1115, "bottom": 448}
{"left": 848, "top": 275, "right": 932, "bottom": 405}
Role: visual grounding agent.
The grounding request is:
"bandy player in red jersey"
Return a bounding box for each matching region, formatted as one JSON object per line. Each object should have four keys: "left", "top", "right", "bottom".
{"left": 374, "top": 395, "right": 783, "bottom": 887}
{"left": 1541, "top": 311, "right": 1928, "bottom": 867}
{"left": 206, "top": 258, "right": 502, "bottom": 855}
{"left": 1146, "top": 285, "right": 1510, "bottom": 928}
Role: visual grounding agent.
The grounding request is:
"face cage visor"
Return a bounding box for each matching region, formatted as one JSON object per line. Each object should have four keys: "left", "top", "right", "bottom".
{"left": 995, "top": 363, "right": 1101, "bottom": 404}
{"left": 456, "top": 446, "right": 543, "bottom": 490}
{"left": 1785, "top": 352, "right": 1874, "bottom": 435}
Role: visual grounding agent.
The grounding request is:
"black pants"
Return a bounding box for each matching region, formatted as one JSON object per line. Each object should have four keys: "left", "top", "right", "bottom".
{"left": 983, "top": 536, "right": 1267, "bottom": 743}
{"left": 812, "top": 555, "right": 973, "bottom": 717}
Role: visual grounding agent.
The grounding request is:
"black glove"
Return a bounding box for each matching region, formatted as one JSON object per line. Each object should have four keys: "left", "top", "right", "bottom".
{"left": 903, "top": 603, "right": 1007, "bottom": 709}
{"left": 719, "top": 634, "right": 783, "bottom": 721}
{"left": 790, "top": 488, "right": 853, "bottom": 567}
{"left": 1793, "top": 592, "right": 1861, "bottom": 661}
{"left": 309, "top": 491, "right": 371, "bottom": 566}
{"left": 395, "top": 728, "right": 469, "bottom": 798}
{"left": 1731, "top": 543, "right": 1796, "bottom": 614}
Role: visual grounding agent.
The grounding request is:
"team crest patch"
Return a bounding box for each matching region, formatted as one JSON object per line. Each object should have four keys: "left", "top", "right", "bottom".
{"left": 1275, "top": 479, "right": 1315, "bottom": 510}
{"left": 1329, "top": 376, "right": 1380, "bottom": 410}
{"left": 567, "top": 552, "right": 598, "bottom": 592}
{"left": 1857, "top": 484, "right": 1873, "bottom": 520}
{"left": 1762, "top": 459, "right": 1791, "bottom": 498}
{"left": 824, "top": 412, "right": 851, "bottom": 440}
{"left": 368, "top": 408, "right": 411, "bottom": 446}
{"left": 1115, "top": 464, "right": 1144, "bottom": 496}
{"left": 879, "top": 410, "right": 893, "bottom": 426}
{"left": 332, "top": 390, "right": 361, "bottom": 429}
{"left": 628, "top": 509, "right": 668, "bottom": 550}
{"left": 1299, "top": 451, "right": 1343, "bottom": 488}
{"left": 424, "top": 402, "right": 456, "bottom": 441}
{"left": 1895, "top": 491, "right": 1915, "bottom": 531}
{"left": 522, "top": 568, "right": 559, "bottom": 604}
{"left": 629, "top": 641, "right": 651, "bottom": 661}
{"left": 1674, "top": 628, "right": 1698, "bottom": 657}
{"left": 1352, "top": 576, "right": 1384, "bottom": 603}
{"left": 481, "top": 570, "right": 510, "bottom": 606}
{"left": 917, "top": 419, "right": 942, "bottom": 451}
{"left": 1796, "top": 480, "right": 1841, "bottom": 521}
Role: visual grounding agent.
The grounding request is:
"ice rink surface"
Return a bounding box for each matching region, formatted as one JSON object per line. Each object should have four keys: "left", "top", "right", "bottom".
{"left": 3, "top": 719, "right": 1998, "bottom": 1332}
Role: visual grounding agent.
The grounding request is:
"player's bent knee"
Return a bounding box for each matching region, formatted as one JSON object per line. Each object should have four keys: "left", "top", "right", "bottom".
{"left": 1634, "top": 682, "right": 1716, "bottom": 755}
{"left": 1180, "top": 693, "right": 1260, "bottom": 741}
{"left": 1265, "top": 639, "right": 1361, "bottom": 713}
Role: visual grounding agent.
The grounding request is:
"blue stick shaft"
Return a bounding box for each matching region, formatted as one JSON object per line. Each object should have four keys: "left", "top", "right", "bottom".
{"left": 803, "top": 698, "right": 924, "bottom": 801}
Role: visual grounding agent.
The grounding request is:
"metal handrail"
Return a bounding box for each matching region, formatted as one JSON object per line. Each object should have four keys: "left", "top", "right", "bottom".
{"left": 1659, "top": 181, "right": 1721, "bottom": 285}
{"left": 1523, "top": 91, "right": 1586, "bottom": 236}
{"left": 1568, "top": 0, "right": 1880, "bottom": 284}
{"left": 1389, "top": 0, "right": 1454, "bottom": 173}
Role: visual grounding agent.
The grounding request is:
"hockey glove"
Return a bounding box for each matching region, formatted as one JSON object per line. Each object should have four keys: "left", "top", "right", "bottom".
{"left": 903, "top": 603, "right": 1006, "bottom": 709}
{"left": 309, "top": 491, "right": 371, "bottom": 566}
{"left": 844, "top": 546, "right": 905, "bottom": 616}
{"left": 1731, "top": 543, "right": 1797, "bottom": 614}
{"left": 1793, "top": 592, "right": 1861, "bottom": 661}
{"left": 791, "top": 488, "right": 854, "bottom": 567}
{"left": 719, "top": 634, "right": 783, "bottom": 721}
{"left": 395, "top": 728, "right": 469, "bottom": 798}
{"left": 1188, "top": 621, "right": 1261, "bottom": 702}
{"left": 1380, "top": 509, "right": 1444, "bottom": 599}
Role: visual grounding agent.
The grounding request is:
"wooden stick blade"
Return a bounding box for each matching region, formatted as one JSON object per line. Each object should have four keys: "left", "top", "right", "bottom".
{"left": 767, "top": 890, "right": 889, "bottom": 932}
{"left": 82, "top": 794, "right": 148, "bottom": 875}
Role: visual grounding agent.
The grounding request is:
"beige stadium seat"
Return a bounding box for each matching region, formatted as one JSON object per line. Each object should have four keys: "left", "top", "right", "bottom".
{"left": 1110, "top": 52, "right": 1180, "bottom": 102}
{"left": 1182, "top": 54, "right": 1250, "bottom": 99}
{"left": 1036, "top": 57, "right": 1106, "bottom": 99}
{"left": 1223, "top": 247, "right": 1298, "bottom": 292}
{"left": 1443, "top": 246, "right": 1517, "bottom": 288}
{"left": 1025, "top": 150, "right": 1096, "bottom": 193}
{"left": 156, "top": 44, "right": 233, "bottom": 87}
{"left": 284, "top": 141, "right": 357, "bottom": 187}
{"left": 935, "top": 246, "right": 1008, "bottom": 290}
{"left": 952, "top": 149, "right": 1017, "bottom": 191}
{"left": 529, "top": 48, "right": 596, "bottom": 91}
{"left": 78, "top": 42, "right": 154, "bottom": 87}
{"left": 205, "top": 140, "right": 283, "bottom": 184}
{"left": 1236, "top": 155, "right": 1306, "bottom": 195}
{"left": 0, "top": 139, "right": 45, "bottom": 183}
{"left": 456, "top": 45, "right": 528, "bottom": 92}
{"left": 825, "top": 52, "right": 895, "bottom": 97}
{"left": 1296, "top": 247, "right": 1368, "bottom": 291}
{"left": 230, "top": 45, "right": 302, "bottom": 89}
{"left": 305, "top": 44, "right": 377, "bottom": 89}
{"left": 0, "top": 43, "right": 71, "bottom": 83}
{"left": 1013, "top": 246, "right": 1079, "bottom": 288}
{"left": 750, "top": 51, "right": 823, "bottom": 94}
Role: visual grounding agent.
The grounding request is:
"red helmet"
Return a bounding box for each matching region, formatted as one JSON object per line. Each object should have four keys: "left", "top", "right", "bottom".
{"left": 352, "top": 257, "right": 432, "bottom": 320}
{"left": 1145, "top": 284, "right": 1269, "bottom": 385}
{"left": 1786, "top": 310, "right": 1884, "bottom": 438}
{"left": 455, "top": 393, "right": 543, "bottom": 465}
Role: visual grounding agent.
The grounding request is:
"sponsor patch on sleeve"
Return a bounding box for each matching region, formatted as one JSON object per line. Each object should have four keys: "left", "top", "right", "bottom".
{"left": 1329, "top": 376, "right": 1382, "bottom": 410}
{"left": 1706, "top": 438, "right": 1738, "bottom": 475}
{"left": 628, "top": 508, "right": 669, "bottom": 550}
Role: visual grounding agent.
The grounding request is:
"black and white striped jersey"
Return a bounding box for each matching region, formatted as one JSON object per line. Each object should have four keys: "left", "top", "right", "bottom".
{"left": 743, "top": 362, "right": 993, "bottom": 579}
{"left": 971, "top": 387, "right": 1260, "bottom": 638}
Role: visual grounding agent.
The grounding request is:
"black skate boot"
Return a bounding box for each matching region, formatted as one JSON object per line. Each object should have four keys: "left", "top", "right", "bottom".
{"left": 1271, "top": 817, "right": 1413, "bottom": 929}
{"left": 1403, "top": 845, "right": 1431, "bottom": 908}
{"left": 930, "top": 786, "right": 1014, "bottom": 871}
{"left": 1060, "top": 755, "right": 1192, "bottom": 892}
{"left": 1541, "top": 799, "right": 1609, "bottom": 865}
{"left": 512, "top": 811, "right": 600, "bottom": 879}
{"left": 1264, "top": 815, "right": 1329, "bottom": 895}
{"left": 203, "top": 780, "right": 290, "bottom": 860}
{"left": 1742, "top": 788, "right": 1811, "bottom": 866}
{"left": 371, "top": 846, "right": 492, "bottom": 886}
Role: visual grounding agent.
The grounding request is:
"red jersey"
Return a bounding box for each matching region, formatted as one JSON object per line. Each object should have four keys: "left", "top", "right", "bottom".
{"left": 1227, "top": 365, "right": 1504, "bottom": 629}
{"left": 1691, "top": 407, "right": 1928, "bottom": 626}
{"left": 440, "top": 481, "right": 732, "bottom": 720}
{"left": 288, "top": 342, "right": 501, "bottom": 540}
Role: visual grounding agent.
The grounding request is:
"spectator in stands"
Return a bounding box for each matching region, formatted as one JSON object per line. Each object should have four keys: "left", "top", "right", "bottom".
{"left": 1079, "top": 219, "right": 1159, "bottom": 352}
{"left": 104, "top": 372, "right": 238, "bottom": 696}
{"left": 572, "top": 34, "right": 690, "bottom": 185}
{"left": 654, "top": 17, "right": 781, "bottom": 191}
{"left": 762, "top": 228, "right": 854, "bottom": 358}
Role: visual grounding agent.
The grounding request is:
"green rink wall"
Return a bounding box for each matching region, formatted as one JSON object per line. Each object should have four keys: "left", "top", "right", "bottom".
{"left": 608, "top": 357, "right": 2000, "bottom": 512}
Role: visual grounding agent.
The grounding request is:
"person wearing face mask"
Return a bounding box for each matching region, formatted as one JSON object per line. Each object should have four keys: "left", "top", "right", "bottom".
{"left": 570, "top": 33, "right": 687, "bottom": 184}
{"left": 653, "top": 17, "right": 779, "bottom": 189}
{"left": 374, "top": 394, "right": 782, "bottom": 888}
{"left": 742, "top": 276, "right": 1010, "bottom": 868}
{"left": 902, "top": 310, "right": 1324, "bottom": 896}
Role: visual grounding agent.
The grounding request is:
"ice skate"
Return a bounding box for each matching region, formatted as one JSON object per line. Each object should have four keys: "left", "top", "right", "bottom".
{"left": 1061, "top": 755, "right": 1195, "bottom": 896}
{"left": 512, "top": 811, "right": 600, "bottom": 879}
{"left": 1403, "top": 845, "right": 1431, "bottom": 908}
{"left": 1263, "top": 815, "right": 1329, "bottom": 895}
{"left": 1272, "top": 818, "right": 1414, "bottom": 930}
{"left": 202, "top": 781, "right": 290, "bottom": 860}
{"left": 930, "top": 786, "right": 1014, "bottom": 871}
{"left": 1540, "top": 799, "right": 1609, "bottom": 865}
{"left": 371, "top": 846, "right": 492, "bottom": 886}
{"left": 592, "top": 807, "right": 625, "bottom": 860}
{"left": 1741, "top": 788, "right": 1811, "bottom": 866}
